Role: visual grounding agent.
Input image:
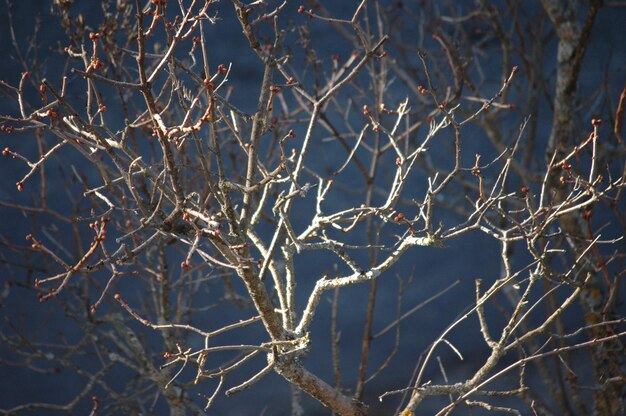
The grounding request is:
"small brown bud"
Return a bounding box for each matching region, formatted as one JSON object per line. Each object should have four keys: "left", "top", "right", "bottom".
{"left": 92, "top": 58, "right": 104, "bottom": 71}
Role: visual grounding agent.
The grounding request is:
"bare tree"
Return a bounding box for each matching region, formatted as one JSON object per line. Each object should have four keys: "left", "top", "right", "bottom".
{"left": 1, "top": 1, "right": 624, "bottom": 415}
